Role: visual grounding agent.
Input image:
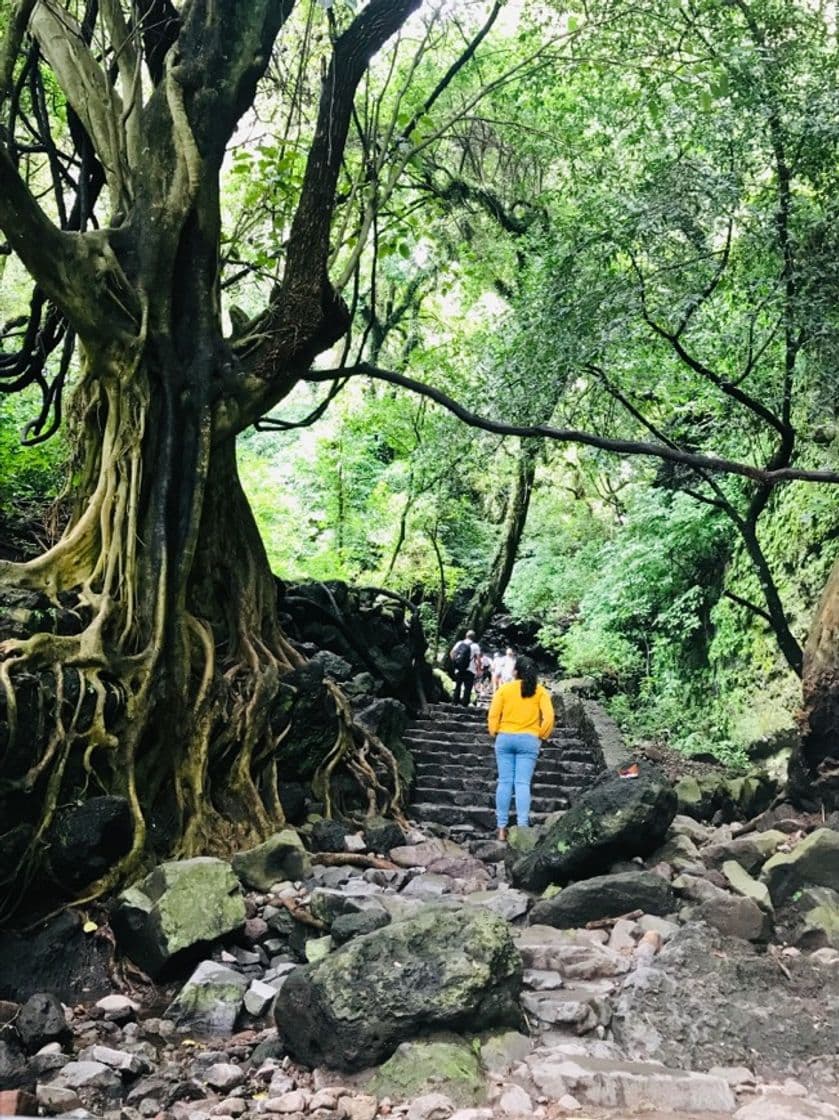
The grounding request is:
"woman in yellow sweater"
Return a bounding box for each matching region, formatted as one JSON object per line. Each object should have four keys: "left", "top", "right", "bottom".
{"left": 487, "top": 656, "right": 555, "bottom": 841}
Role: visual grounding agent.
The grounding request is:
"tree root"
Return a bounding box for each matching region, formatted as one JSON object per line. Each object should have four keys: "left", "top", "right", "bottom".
{"left": 313, "top": 679, "right": 407, "bottom": 825}
{"left": 311, "top": 852, "right": 399, "bottom": 870}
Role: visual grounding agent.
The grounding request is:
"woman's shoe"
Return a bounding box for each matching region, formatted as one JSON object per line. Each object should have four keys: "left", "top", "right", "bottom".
{"left": 497, "top": 827, "right": 508, "bottom": 843}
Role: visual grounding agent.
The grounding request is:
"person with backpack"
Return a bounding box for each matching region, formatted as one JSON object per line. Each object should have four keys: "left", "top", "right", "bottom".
{"left": 487, "top": 656, "right": 554, "bottom": 841}
{"left": 449, "top": 629, "right": 480, "bottom": 707}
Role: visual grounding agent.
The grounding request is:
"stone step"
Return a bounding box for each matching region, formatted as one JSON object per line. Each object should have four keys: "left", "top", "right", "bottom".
{"left": 414, "top": 776, "right": 578, "bottom": 796}
{"left": 410, "top": 721, "right": 583, "bottom": 740}
{"left": 406, "top": 734, "right": 589, "bottom": 753}
{"left": 413, "top": 768, "right": 591, "bottom": 791}
{"left": 412, "top": 773, "right": 598, "bottom": 794}
{"left": 420, "top": 706, "right": 488, "bottom": 723}
{"left": 410, "top": 752, "right": 596, "bottom": 772}
{"left": 407, "top": 748, "right": 591, "bottom": 766}
{"left": 414, "top": 786, "right": 569, "bottom": 813}
{"left": 411, "top": 802, "right": 550, "bottom": 828}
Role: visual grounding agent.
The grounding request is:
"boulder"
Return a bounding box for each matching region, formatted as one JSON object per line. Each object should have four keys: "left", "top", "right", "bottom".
{"left": 701, "top": 830, "right": 786, "bottom": 875}
{"left": 232, "top": 831, "right": 311, "bottom": 890}
{"left": 164, "top": 960, "right": 249, "bottom": 1035}
{"left": 721, "top": 861, "right": 772, "bottom": 911}
{"left": 530, "top": 871, "right": 675, "bottom": 928}
{"left": 463, "top": 889, "right": 530, "bottom": 923}
{"left": 356, "top": 698, "right": 415, "bottom": 789}
{"left": 506, "top": 827, "right": 538, "bottom": 854}
{"left": 795, "top": 886, "right": 839, "bottom": 950}
{"left": 675, "top": 772, "right": 776, "bottom": 823}
{"left": 370, "top": 1037, "right": 485, "bottom": 1107}
{"left": 275, "top": 906, "right": 522, "bottom": 1070}
{"left": 310, "top": 819, "right": 351, "bottom": 853}
{"left": 0, "top": 910, "right": 113, "bottom": 1003}
{"left": 761, "top": 828, "right": 839, "bottom": 905}
{"left": 690, "top": 895, "right": 773, "bottom": 942}
{"left": 112, "top": 858, "right": 245, "bottom": 977}
{"left": 331, "top": 911, "right": 391, "bottom": 945}
{"left": 16, "top": 992, "right": 71, "bottom": 1054}
{"left": 41, "top": 1060, "right": 122, "bottom": 1108}
{"left": 514, "top": 926, "right": 631, "bottom": 980}
{"left": 390, "top": 839, "right": 470, "bottom": 870}
{"left": 46, "top": 796, "right": 134, "bottom": 891}
{"left": 362, "top": 818, "right": 407, "bottom": 854}
{"left": 510, "top": 765, "right": 677, "bottom": 891}
{"left": 479, "top": 1031, "right": 532, "bottom": 1075}
{"left": 648, "top": 833, "right": 699, "bottom": 871}
{"left": 0, "top": 1039, "right": 31, "bottom": 1090}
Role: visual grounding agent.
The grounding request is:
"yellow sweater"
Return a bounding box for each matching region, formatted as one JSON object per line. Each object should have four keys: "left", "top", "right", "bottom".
{"left": 488, "top": 681, "right": 555, "bottom": 740}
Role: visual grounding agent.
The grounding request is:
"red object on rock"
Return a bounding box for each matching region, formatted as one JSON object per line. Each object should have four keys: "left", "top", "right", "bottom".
{"left": 0, "top": 1088, "right": 38, "bottom": 1115}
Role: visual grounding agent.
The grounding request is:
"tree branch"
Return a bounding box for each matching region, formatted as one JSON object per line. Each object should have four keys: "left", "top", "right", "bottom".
{"left": 399, "top": 0, "right": 504, "bottom": 143}
{"left": 631, "top": 252, "right": 791, "bottom": 438}
{"left": 28, "top": 0, "right": 130, "bottom": 209}
{"left": 723, "top": 590, "right": 773, "bottom": 626}
{"left": 302, "top": 363, "right": 839, "bottom": 487}
{"left": 0, "top": 141, "right": 107, "bottom": 336}
{"left": 135, "top": 0, "right": 181, "bottom": 85}
{"left": 282, "top": 0, "right": 423, "bottom": 302}
{"left": 0, "top": 0, "right": 38, "bottom": 103}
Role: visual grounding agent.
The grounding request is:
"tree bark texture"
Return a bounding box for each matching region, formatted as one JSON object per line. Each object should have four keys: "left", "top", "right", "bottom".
{"left": 465, "top": 442, "right": 537, "bottom": 636}
{"left": 789, "top": 553, "right": 839, "bottom": 809}
{"left": 0, "top": 0, "right": 421, "bottom": 919}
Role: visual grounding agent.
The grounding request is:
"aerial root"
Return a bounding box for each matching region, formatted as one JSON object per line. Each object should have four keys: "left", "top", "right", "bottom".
{"left": 314, "top": 678, "right": 406, "bottom": 825}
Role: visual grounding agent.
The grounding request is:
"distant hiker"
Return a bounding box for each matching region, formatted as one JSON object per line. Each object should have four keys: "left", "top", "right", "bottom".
{"left": 476, "top": 651, "right": 493, "bottom": 702}
{"left": 490, "top": 651, "right": 504, "bottom": 693}
{"left": 498, "top": 647, "right": 516, "bottom": 684}
{"left": 487, "top": 655, "right": 554, "bottom": 841}
{"left": 450, "top": 629, "right": 481, "bottom": 707}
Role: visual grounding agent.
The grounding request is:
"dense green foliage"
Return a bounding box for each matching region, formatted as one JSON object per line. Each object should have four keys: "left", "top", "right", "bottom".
{"left": 3, "top": 0, "right": 839, "bottom": 765}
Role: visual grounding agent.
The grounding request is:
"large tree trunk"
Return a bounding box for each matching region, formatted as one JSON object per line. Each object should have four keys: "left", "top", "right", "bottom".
{"left": 0, "top": 0, "right": 423, "bottom": 920}
{"left": 789, "top": 553, "right": 839, "bottom": 809}
{"left": 464, "top": 442, "right": 537, "bottom": 635}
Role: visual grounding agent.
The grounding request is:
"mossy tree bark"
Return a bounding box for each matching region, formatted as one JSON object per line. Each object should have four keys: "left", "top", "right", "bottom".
{"left": 790, "top": 555, "right": 839, "bottom": 810}
{"left": 0, "top": 0, "right": 420, "bottom": 916}
{"left": 464, "top": 441, "right": 538, "bottom": 637}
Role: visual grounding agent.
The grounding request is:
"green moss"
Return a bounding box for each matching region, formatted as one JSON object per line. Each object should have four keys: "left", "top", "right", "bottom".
{"left": 371, "top": 1037, "right": 486, "bottom": 1105}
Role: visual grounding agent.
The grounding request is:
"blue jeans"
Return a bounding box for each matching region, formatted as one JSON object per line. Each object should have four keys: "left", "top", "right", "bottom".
{"left": 494, "top": 733, "right": 540, "bottom": 827}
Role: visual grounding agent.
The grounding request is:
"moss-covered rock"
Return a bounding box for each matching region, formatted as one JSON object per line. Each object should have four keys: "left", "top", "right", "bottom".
{"left": 370, "top": 1036, "right": 485, "bottom": 1105}
{"left": 530, "top": 870, "right": 675, "bottom": 928}
{"left": 362, "top": 816, "right": 407, "bottom": 854}
{"left": 507, "top": 826, "right": 538, "bottom": 854}
{"left": 274, "top": 906, "right": 523, "bottom": 1070}
{"left": 761, "top": 828, "right": 839, "bottom": 906}
{"left": 510, "top": 764, "right": 677, "bottom": 892}
{"left": 232, "top": 830, "right": 310, "bottom": 890}
{"left": 675, "top": 771, "right": 777, "bottom": 823}
{"left": 164, "top": 960, "right": 249, "bottom": 1035}
{"left": 111, "top": 858, "right": 245, "bottom": 977}
{"left": 796, "top": 887, "right": 839, "bottom": 950}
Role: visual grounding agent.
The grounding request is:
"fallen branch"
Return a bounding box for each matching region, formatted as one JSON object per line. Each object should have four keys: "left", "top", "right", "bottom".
{"left": 585, "top": 909, "right": 643, "bottom": 930}
{"left": 311, "top": 851, "right": 399, "bottom": 871}
{"left": 270, "top": 895, "right": 327, "bottom": 930}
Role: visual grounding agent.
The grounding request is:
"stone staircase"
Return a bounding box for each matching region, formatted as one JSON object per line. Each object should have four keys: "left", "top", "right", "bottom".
{"left": 406, "top": 701, "right": 604, "bottom": 837}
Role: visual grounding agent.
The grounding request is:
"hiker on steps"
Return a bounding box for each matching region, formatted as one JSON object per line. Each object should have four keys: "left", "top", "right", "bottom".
{"left": 487, "top": 656, "right": 555, "bottom": 842}
{"left": 449, "top": 629, "right": 481, "bottom": 707}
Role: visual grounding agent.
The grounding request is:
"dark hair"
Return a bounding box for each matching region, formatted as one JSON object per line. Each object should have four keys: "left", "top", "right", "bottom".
{"left": 515, "top": 656, "right": 538, "bottom": 698}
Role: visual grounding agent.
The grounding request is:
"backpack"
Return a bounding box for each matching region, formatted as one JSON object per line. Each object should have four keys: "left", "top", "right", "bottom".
{"left": 452, "top": 640, "right": 473, "bottom": 672}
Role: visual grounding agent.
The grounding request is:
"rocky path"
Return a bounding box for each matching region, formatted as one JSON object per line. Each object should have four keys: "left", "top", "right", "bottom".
{"left": 3, "top": 765, "right": 839, "bottom": 1120}
{"left": 406, "top": 702, "right": 603, "bottom": 835}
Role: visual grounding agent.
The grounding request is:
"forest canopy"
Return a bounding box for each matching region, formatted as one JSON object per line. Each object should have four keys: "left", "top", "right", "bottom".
{"left": 1, "top": 0, "right": 839, "bottom": 912}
